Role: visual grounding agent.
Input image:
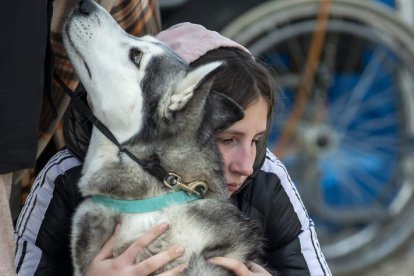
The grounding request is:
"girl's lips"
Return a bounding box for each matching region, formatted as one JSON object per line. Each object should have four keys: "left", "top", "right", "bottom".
{"left": 227, "top": 183, "right": 240, "bottom": 192}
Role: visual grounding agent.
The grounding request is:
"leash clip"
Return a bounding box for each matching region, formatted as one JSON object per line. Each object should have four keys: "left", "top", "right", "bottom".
{"left": 163, "top": 172, "right": 208, "bottom": 197}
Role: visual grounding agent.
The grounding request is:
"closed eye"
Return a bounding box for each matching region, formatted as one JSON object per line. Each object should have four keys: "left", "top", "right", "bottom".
{"left": 218, "top": 138, "right": 235, "bottom": 145}
{"left": 130, "top": 48, "right": 143, "bottom": 66}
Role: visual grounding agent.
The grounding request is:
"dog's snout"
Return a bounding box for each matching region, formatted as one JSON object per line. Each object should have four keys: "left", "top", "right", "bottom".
{"left": 79, "top": 0, "right": 95, "bottom": 15}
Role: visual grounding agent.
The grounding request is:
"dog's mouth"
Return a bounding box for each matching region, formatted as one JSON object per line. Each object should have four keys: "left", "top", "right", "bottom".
{"left": 65, "top": 21, "right": 93, "bottom": 79}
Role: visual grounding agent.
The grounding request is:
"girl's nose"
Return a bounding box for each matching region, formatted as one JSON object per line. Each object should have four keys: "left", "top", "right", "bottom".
{"left": 229, "top": 147, "right": 255, "bottom": 177}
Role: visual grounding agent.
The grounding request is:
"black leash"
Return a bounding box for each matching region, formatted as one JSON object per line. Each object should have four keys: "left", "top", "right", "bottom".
{"left": 53, "top": 73, "right": 170, "bottom": 182}
{"left": 53, "top": 73, "right": 208, "bottom": 197}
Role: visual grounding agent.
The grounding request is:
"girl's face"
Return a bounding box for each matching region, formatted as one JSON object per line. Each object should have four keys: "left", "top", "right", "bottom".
{"left": 217, "top": 97, "right": 268, "bottom": 196}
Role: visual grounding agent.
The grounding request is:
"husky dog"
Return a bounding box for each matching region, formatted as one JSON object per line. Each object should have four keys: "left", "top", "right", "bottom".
{"left": 63, "top": 0, "right": 263, "bottom": 275}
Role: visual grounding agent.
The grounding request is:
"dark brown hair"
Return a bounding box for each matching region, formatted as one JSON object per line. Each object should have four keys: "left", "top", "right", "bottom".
{"left": 190, "top": 47, "right": 276, "bottom": 168}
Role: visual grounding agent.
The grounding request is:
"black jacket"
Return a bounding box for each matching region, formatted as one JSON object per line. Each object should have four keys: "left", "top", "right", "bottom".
{"left": 14, "top": 103, "right": 331, "bottom": 275}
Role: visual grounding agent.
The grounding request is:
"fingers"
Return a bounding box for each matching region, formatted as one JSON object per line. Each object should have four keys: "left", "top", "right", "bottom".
{"left": 248, "top": 261, "right": 266, "bottom": 273}
{"left": 87, "top": 223, "right": 187, "bottom": 276}
{"left": 209, "top": 257, "right": 250, "bottom": 275}
{"left": 95, "top": 224, "right": 121, "bottom": 260}
{"left": 247, "top": 261, "right": 272, "bottom": 275}
{"left": 134, "top": 245, "right": 185, "bottom": 275}
{"left": 120, "top": 222, "right": 170, "bottom": 264}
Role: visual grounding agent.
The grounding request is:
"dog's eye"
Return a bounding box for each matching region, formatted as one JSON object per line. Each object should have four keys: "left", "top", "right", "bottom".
{"left": 130, "top": 49, "right": 143, "bottom": 65}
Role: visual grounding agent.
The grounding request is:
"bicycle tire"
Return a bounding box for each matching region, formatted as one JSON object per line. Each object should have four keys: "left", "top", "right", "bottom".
{"left": 222, "top": 0, "right": 414, "bottom": 274}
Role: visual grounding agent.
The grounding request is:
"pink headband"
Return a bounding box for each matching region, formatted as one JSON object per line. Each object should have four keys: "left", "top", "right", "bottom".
{"left": 156, "top": 22, "right": 251, "bottom": 64}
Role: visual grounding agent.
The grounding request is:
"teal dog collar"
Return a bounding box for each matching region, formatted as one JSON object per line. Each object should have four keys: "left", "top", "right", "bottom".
{"left": 91, "top": 191, "right": 200, "bottom": 213}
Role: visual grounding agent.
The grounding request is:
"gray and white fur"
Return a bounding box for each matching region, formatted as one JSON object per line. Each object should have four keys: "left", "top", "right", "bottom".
{"left": 63, "top": 1, "right": 263, "bottom": 275}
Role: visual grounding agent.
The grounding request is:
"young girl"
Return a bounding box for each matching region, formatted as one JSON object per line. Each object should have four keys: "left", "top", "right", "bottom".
{"left": 15, "top": 23, "right": 331, "bottom": 275}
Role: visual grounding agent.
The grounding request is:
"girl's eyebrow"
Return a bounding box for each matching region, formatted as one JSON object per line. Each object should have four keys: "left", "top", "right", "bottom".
{"left": 220, "top": 130, "right": 266, "bottom": 137}
{"left": 220, "top": 130, "right": 243, "bottom": 135}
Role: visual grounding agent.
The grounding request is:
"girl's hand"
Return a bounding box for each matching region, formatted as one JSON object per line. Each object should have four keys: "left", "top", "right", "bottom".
{"left": 209, "top": 257, "right": 271, "bottom": 276}
{"left": 86, "top": 223, "right": 187, "bottom": 276}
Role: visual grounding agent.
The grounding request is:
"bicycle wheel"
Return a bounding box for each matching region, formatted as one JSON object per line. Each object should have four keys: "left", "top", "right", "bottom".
{"left": 223, "top": 0, "right": 414, "bottom": 273}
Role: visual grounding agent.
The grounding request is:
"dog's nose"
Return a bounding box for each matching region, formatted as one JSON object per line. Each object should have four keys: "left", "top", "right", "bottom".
{"left": 79, "top": 0, "right": 95, "bottom": 15}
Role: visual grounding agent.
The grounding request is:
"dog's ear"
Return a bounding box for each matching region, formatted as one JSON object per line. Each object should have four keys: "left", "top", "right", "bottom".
{"left": 207, "top": 91, "right": 244, "bottom": 132}
{"left": 161, "top": 61, "right": 222, "bottom": 119}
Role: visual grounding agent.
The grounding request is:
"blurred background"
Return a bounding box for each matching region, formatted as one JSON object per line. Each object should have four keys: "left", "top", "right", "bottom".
{"left": 159, "top": 0, "right": 414, "bottom": 275}
{"left": 11, "top": 0, "right": 414, "bottom": 275}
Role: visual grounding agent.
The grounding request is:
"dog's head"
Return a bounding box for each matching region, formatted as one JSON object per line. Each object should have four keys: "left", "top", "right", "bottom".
{"left": 63, "top": 0, "right": 244, "bottom": 197}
